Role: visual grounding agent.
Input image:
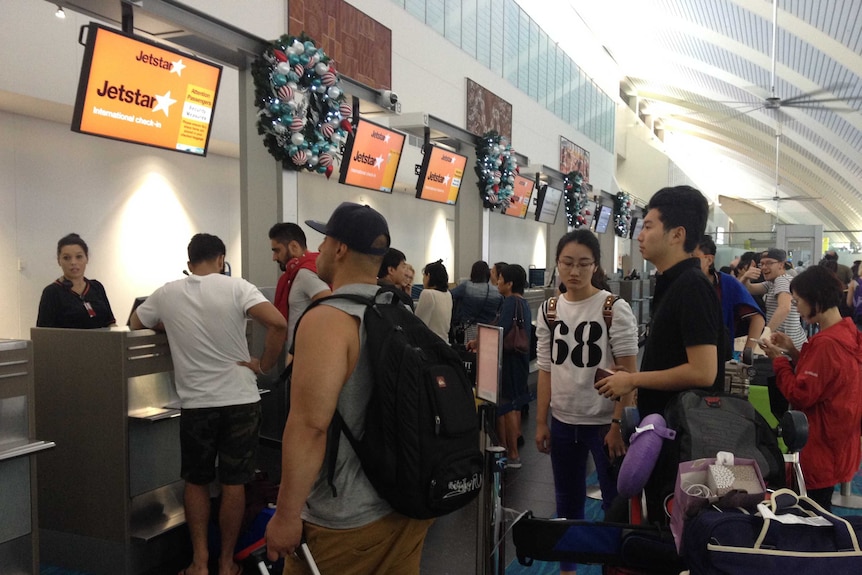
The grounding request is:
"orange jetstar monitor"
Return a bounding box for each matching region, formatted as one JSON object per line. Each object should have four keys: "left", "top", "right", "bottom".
{"left": 502, "top": 174, "right": 535, "bottom": 219}
{"left": 415, "top": 144, "right": 468, "bottom": 205}
{"left": 71, "top": 24, "right": 222, "bottom": 156}
{"left": 338, "top": 118, "right": 406, "bottom": 193}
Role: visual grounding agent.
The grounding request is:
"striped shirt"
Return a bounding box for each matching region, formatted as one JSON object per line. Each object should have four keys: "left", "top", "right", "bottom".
{"left": 764, "top": 273, "right": 808, "bottom": 349}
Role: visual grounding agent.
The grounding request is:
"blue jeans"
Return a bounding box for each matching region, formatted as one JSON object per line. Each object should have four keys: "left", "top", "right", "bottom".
{"left": 550, "top": 418, "right": 618, "bottom": 572}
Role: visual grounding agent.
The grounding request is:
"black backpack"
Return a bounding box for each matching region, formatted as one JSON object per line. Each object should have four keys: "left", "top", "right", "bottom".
{"left": 664, "top": 389, "right": 785, "bottom": 488}
{"left": 288, "top": 288, "right": 483, "bottom": 519}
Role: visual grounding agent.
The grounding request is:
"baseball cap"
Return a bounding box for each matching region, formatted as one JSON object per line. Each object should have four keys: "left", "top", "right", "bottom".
{"left": 305, "top": 202, "right": 390, "bottom": 256}
{"left": 761, "top": 248, "right": 787, "bottom": 262}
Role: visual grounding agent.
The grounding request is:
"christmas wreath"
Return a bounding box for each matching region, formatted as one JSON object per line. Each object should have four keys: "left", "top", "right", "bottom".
{"left": 474, "top": 131, "right": 519, "bottom": 210}
{"left": 563, "top": 171, "right": 588, "bottom": 227}
{"left": 252, "top": 33, "right": 353, "bottom": 177}
{"left": 614, "top": 191, "right": 632, "bottom": 237}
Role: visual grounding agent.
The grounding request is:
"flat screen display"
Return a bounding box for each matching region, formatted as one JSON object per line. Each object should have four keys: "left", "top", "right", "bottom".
{"left": 415, "top": 144, "right": 467, "bottom": 205}
{"left": 535, "top": 184, "right": 563, "bottom": 224}
{"left": 582, "top": 199, "right": 598, "bottom": 230}
{"left": 475, "top": 323, "right": 503, "bottom": 404}
{"left": 338, "top": 118, "right": 406, "bottom": 193}
{"left": 630, "top": 216, "right": 644, "bottom": 239}
{"left": 595, "top": 204, "right": 613, "bottom": 233}
{"left": 528, "top": 268, "right": 546, "bottom": 287}
{"left": 71, "top": 24, "right": 222, "bottom": 156}
{"left": 502, "top": 174, "right": 535, "bottom": 218}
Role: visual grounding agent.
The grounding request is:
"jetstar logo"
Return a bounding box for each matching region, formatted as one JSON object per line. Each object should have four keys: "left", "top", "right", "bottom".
{"left": 353, "top": 151, "right": 382, "bottom": 168}
{"left": 95, "top": 81, "right": 177, "bottom": 116}
{"left": 441, "top": 154, "right": 455, "bottom": 163}
{"left": 428, "top": 172, "right": 450, "bottom": 185}
{"left": 136, "top": 50, "right": 187, "bottom": 77}
{"left": 371, "top": 130, "right": 390, "bottom": 143}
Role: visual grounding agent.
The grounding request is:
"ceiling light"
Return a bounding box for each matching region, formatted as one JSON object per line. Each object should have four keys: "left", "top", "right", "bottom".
{"left": 55, "top": 5, "right": 66, "bottom": 19}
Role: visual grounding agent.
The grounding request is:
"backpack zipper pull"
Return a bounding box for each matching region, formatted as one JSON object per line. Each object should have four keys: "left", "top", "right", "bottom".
{"left": 435, "top": 415, "right": 441, "bottom": 435}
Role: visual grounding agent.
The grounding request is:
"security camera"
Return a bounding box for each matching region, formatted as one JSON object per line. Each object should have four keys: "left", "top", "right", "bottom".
{"left": 382, "top": 90, "right": 398, "bottom": 105}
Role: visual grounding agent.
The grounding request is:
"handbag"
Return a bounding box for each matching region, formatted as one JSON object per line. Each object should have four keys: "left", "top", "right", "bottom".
{"left": 670, "top": 453, "right": 766, "bottom": 553}
{"left": 503, "top": 299, "right": 530, "bottom": 354}
{"left": 683, "top": 488, "right": 862, "bottom": 574}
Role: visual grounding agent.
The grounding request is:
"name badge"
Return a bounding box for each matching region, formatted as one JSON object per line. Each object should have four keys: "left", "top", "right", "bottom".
{"left": 83, "top": 301, "right": 96, "bottom": 317}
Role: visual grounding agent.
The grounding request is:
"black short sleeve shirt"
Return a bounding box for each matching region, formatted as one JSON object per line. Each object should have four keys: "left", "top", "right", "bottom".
{"left": 638, "top": 258, "right": 724, "bottom": 417}
{"left": 36, "top": 278, "right": 116, "bottom": 329}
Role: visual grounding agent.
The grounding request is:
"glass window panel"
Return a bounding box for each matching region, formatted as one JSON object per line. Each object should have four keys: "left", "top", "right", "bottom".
{"left": 461, "top": 0, "right": 478, "bottom": 59}
{"left": 444, "top": 0, "right": 462, "bottom": 47}
{"left": 517, "top": 9, "right": 530, "bottom": 93}
{"left": 390, "top": 0, "right": 406, "bottom": 8}
{"left": 489, "top": 0, "right": 503, "bottom": 75}
{"left": 405, "top": 0, "right": 425, "bottom": 20}
{"left": 426, "top": 0, "right": 445, "bottom": 35}
{"left": 503, "top": 0, "right": 519, "bottom": 86}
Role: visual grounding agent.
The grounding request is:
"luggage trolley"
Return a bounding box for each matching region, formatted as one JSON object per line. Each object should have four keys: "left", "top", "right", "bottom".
{"left": 512, "top": 389, "right": 811, "bottom": 574}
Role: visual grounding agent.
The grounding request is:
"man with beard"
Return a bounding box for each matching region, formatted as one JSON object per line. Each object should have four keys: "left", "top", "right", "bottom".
{"left": 270, "top": 223, "right": 331, "bottom": 350}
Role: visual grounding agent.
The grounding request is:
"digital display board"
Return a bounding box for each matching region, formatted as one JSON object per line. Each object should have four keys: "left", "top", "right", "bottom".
{"left": 502, "top": 174, "right": 535, "bottom": 218}
{"left": 595, "top": 204, "right": 613, "bottom": 233}
{"left": 535, "top": 185, "right": 563, "bottom": 224}
{"left": 415, "top": 144, "right": 467, "bottom": 205}
{"left": 71, "top": 24, "right": 222, "bottom": 156}
{"left": 338, "top": 118, "right": 406, "bottom": 193}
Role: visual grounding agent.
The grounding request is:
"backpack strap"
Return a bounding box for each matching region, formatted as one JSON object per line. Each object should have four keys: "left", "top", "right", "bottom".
{"left": 544, "top": 296, "right": 558, "bottom": 331}
{"left": 603, "top": 294, "right": 620, "bottom": 330}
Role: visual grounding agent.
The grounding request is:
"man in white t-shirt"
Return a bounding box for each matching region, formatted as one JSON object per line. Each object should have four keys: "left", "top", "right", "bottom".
{"left": 131, "top": 233, "right": 286, "bottom": 575}
{"left": 269, "top": 222, "right": 331, "bottom": 349}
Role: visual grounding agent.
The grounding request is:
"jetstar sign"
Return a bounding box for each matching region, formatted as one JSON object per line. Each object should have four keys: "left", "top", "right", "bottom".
{"left": 72, "top": 24, "right": 222, "bottom": 156}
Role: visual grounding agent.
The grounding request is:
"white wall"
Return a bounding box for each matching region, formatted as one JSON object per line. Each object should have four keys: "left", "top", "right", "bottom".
{"left": 0, "top": 0, "right": 669, "bottom": 339}
{"left": 0, "top": 110, "right": 240, "bottom": 338}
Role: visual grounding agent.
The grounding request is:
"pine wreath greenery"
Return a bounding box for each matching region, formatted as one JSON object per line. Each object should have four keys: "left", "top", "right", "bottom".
{"left": 563, "top": 171, "right": 588, "bottom": 227}
{"left": 474, "top": 131, "right": 518, "bottom": 210}
{"left": 252, "top": 33, "right": 352, "bottom": 177}
{"left": 614, "top": 191, "right": 632, "bottom": 237}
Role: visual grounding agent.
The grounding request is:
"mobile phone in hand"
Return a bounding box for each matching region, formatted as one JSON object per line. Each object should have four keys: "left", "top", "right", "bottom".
{"left": 594, "top": 368, "right": 615, "bottom": 383}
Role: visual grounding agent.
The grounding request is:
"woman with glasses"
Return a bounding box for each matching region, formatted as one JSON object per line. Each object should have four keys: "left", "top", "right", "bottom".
{"left": 534, "top": 230, "right": 638, "bottom": 575}
{"left": 760, "top": 265, "right": 862, "bottom": 510}
{"left": 741, "top": 248, "right": 807, "bottom": 350}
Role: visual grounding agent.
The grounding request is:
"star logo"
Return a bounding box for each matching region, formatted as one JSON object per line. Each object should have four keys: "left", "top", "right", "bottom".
{"left": 171, "top": 59, "right": 186, "bottom": 76}
{"left": 443, "top": 175, "right": 451, "bottom": 185}
{"left": 383, "top": 133, "right": 390, "bottom": 143}
{"left": 374, "top": 155, "right": 384, "bottom": 168}
{"left": 152, "top": 91, "right": 177, "bottom": 117}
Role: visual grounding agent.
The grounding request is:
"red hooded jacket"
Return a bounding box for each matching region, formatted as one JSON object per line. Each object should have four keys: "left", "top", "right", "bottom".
{"left": 773, "top": 317, "right": 862, "bottom": 489}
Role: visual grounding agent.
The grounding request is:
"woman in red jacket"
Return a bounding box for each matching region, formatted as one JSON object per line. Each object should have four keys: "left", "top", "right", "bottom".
{"left": 762, "top": 265, "right": 862, "bottom": 510}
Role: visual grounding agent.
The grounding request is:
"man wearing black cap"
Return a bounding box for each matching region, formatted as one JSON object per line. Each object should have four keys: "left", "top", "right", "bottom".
{"left": 741, "top": 247, "right": 808, "bottom": 350}
{"left": 265, "top": 203, "right": 433, "bottom": 574}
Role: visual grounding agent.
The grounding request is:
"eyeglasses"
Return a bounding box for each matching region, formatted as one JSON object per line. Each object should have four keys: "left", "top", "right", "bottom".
{"left": 760, "top": 260, "right": 781, "bottom": 267}
{"left": 558, "top": 259, "right": 595, "bottom": 272}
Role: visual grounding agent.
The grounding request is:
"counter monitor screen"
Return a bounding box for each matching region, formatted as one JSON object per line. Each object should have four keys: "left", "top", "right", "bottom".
{"left": 535, "top": 184, "right": 563, "bottom": 224}
{"left": 630, "top": 216, "right": 644, "bottom": 239}
{"left": 502, "top": 174, "right": 535, "bottom": 218}
{"left": 475, "top": 323, "right": 503, "bottom": 404}
{"left": 71, "top": 24, "right": 222, "bottom": 156}
{"left": 415, "top": 144, "right": 467, "bottom": 205}
{"left": 338, "top": 118, "right": 406, "bottom": 193}
{"left": 594, "top": 204, "right": 613, "bottom": 233}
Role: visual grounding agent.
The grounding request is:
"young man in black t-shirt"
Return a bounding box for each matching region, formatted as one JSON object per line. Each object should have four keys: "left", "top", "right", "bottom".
{"left": 595, "top": 185, "right": 724, "bottom": 520}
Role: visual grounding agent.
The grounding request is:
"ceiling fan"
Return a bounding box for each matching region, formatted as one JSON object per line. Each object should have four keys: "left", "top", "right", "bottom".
{"left": 738, "top": 0, "right": 827, "bottom": 210}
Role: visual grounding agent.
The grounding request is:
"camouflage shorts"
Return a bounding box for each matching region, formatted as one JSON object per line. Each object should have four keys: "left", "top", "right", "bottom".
{"left": 180, "top": 402, "right": 261, "bottom": 485}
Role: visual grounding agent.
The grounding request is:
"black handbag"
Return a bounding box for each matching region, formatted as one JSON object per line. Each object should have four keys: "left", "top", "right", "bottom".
{"left": 503, "top": 299, "right": 529, "bottom": 354}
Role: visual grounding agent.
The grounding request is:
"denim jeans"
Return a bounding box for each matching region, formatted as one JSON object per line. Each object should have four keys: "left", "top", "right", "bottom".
{"left": 550, "top": 417, "right": 618, "bottom": 571}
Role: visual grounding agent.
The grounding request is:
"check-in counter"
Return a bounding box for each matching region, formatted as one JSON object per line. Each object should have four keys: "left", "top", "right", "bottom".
{"left": 31, "top": 328, "right": 184, "bottom": 575}
{"left": 0, "top": 339, "right": 55, "bottom": 574}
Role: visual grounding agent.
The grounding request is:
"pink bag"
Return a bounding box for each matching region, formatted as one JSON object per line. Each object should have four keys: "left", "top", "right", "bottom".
{"left": 670, "top": 454, "right": 765, "bottom": 553}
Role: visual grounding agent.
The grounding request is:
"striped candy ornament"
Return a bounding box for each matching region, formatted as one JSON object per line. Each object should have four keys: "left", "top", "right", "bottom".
{"left": 320, "top": 123, "right": 334, "bottom": 138}
{"left": 321, "top": 71, "right": 337, "bottom": 86}
{"left": 338, "top": 103, "right": 352, "bottom": 118}
{"left": 291, "top": 150, "right": 307, "bottom": 165}
{"left": 277, "top": 85, "right": 293, "bottom": 100}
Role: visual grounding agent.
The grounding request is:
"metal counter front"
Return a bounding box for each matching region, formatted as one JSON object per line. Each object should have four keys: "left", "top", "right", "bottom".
{"left": 31, "top": 328, "right": 184, "bottom": 575}
{"left": 0, "top": 339, "right": 54, "bottom": 574}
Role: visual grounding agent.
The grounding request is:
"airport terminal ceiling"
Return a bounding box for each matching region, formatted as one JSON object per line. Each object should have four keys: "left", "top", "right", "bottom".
{"left": 522, "top": 0, "right": 862, "bottom": 245}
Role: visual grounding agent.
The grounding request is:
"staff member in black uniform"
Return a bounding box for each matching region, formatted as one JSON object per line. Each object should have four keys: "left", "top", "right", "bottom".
{"left": 37, "top": 233, "right": 116, "bottom": 328}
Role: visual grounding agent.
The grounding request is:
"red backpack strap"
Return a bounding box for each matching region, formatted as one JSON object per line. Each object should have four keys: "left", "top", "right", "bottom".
{"left": 603, "top": 295, "right": 620, "bottom": 330}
